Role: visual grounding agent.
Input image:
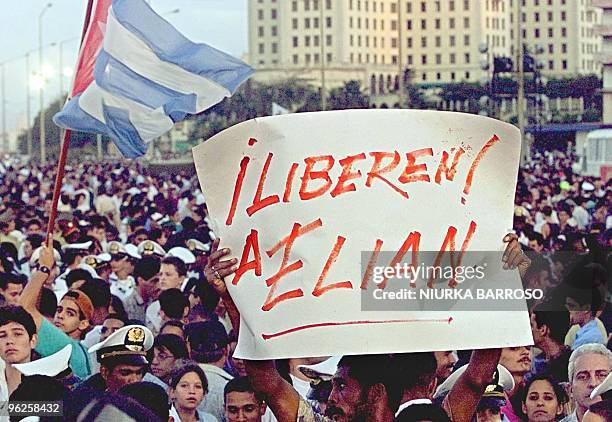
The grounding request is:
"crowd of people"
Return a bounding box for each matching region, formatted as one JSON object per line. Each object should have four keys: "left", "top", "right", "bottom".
{"left": 0, "top": 148, "right": 607, "bottom": 422}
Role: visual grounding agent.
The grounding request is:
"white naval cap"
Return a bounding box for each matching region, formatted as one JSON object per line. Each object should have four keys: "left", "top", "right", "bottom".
{"left": 591, "top": 372, "right": 612, "bottom": 400}
{"left": 75, "top": 263, "right": 99, "bottom": 279}
{"left": 14, "top": 345, "right": 72, "bottom": 377}
{"left": 108, "top": 242, "right": 140, "bottom": 260}
{"left": 61, "top": 240, "right": 93, "bottom": 252}
{"left": 137, "top": 240, "right": 165, "bottom": 257}
{"left": 29, "top": 246, "right": 62, "bottom": 267}
{"left": 434, "top": 364, "right": 514, "bottom": 399}
{"left": 298, "top": 356, "right": 341, "bottom": 381}
{"left": 82, "top": 253, "right": 112, "bottom": 270}
{"left": 186, "top": 238, "right": 209, "bottom": 255}
{"left": 125, "top": 244, "right": 141, "bottom": 260}
{"left": 88, "top": 325, "right": 154, "bottom": 365}
{"left": 166, "top": 247, "right": 196, "bottom": 265}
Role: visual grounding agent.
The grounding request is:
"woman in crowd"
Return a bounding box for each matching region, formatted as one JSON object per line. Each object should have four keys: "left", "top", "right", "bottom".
{"left": 520, "top": 374, "right": 567, "bottom": 422}
{"left": 169, "top": 362, "right": 217, "bottom": 422}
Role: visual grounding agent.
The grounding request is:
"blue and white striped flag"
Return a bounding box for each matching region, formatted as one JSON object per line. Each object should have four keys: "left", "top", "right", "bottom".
{"left": 54, "top": 0, "right": 254, "bottom": 158}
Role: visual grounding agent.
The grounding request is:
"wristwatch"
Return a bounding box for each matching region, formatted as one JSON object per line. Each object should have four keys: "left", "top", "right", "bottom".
{"left": 37, "top": 265, "right": 51, "bottom": 275}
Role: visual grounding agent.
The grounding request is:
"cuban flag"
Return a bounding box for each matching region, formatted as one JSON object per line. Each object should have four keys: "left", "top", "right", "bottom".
{"left": 54, "top": 0, "right": 254, "bottom": 158}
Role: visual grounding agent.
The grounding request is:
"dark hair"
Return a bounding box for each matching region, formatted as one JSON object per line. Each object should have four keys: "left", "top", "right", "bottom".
{"left": 224, "top": 376, "right": 264, "bottom": 403}
{"left": 589, "top": 400, "right": 612, "bottom": 420}
{"left": 160, "top": 320, "right": 184, "bottom": 336}
{"left": 65, "top": 269, "right": 93, "bottom": 288}
{"left": 79, "top": 279, "right": 111, "bottom": 310}
{"left": 76, "top": 393, "right": 161, "bottom": 422}
{"left": 0, "top": 243, "right": 18, "bottom": 263}
{"left": 39, "top": 287, "right": 58, "bottom": 319}
{"left": 338, "top": 354, "right": 403, "bottom": 413}
{"left": 0, "top": 273, "right": 25, "bottom": 290}
{"left": 161, "top": 256, "right": 187, "bottom": 277}
{"left": 9, "top": 375, "right": 67, "bottom": 422}
{"left": 520, "top": 373, "right": 567, "bottom": 405}
{"left": 134, "top": 257, "right": 161, "bottom": 282}
{"left": 0, "top": 305, "right": 37, "bottom": 338}
{"left": 159, "top": 289, "right": 189, "bottom": 320}
{"left": 104, "top": 312, "right": 128, "bottom": 325}
{"left": 118, "top": 382, "right": 169, "bottom": 422}
{"left": 169, "top": 362, "right": 208, "bottom": 393}
{"left": 110, "top": 295, "right": 127, "bottom": 319}
{"left": 532, "top": 302, "right": 570, "bottom": 344}
{"left": 188, "top": 303, "right": 218, "bottom": 323}
{"left": 26, "top": 234, "right": 44, "bottom": 250}
{"left": 153, "top": 334, "right": 189, "bottom": 360}
{"left": 393, "top": 352, "right": 438, "bottom": 393}
{"left": 395, "top": 404, "right": 451, "bottom": 422}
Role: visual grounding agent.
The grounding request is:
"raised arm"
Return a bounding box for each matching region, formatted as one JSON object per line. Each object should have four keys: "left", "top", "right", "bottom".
{"left": 445, "top": 348, "right": 501, "bottom": 422}
{"left": 19, "top": 239, "right": 55, "bottom": 329}
{"left": 205, "top": 239, "right": 301, "bottom": 421}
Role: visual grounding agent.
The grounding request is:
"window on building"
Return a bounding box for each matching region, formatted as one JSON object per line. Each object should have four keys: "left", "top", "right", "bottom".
{"left": 464, "top": 34, "right": 470, "bottom": 45}
{"left": 435, "top": 36, "right": 441, "bottom": 47}
{"left": 548, "top": 28, "right": 553, "bottom": 37}
{"left": 314, "top": 35, "right": 320, "bottom": 46}
{"left": 258, "top": 27, "right": 264, "bottom": 37}
{"left": 562, "top": 43, "right": 567, "bottom": 53}
{"left": 408, "top": 37, "right": 413, "bottom": 48}
{"left": 272, "top": 43, "right": 277, "bottom": 53}
{"left": 305, "top": 0, "right": 310, "bottom": 10}
{"left": 547, "top": 11, "right": 553, "bottom": 21}
{"left": 392, "top": 38, "right": 398, "bottom": 48}
{"left": 257, "top": 9, "right": 263, "bottom": 20}
{"left": 293, "top": 36, "right": 298, "bottom": 47}
{"left": 306, "top": 54, "right": 311, "bottom": 64}
{"left": 293, "top": 55, "right": 298, "bottom": 64}
{"left": 327, "top": 53, "right": 332, "bottom": 63}
{"left": 449, "top": 0, "right": 455, "bottom": 11}
{"left": 407, "top": 2, "right": 412, "bottom": 13}
{"left": 562, "top": 28, "right": 567, "bottom": 37}
{"left": 326, "top": 0, "right": 332, "bottom": 9}
{"left": 421, "top": 1, "right": 426, "bottom": 12}
{"left": 464, "top": 0, "right": 469, "bottom": 10}
{"left": 314, "top": 17, "right": 319, "bottom": 28}
{"left": 392, "top": 20, "right": 398, "bottom": 30}
{"left": 292, "top": 18, "right": 298, "bottom": 29}
{"left": 421, "top": 19, "right": 426, "bottom": 29}
{"left": 561, "top": 11, "right": 566, "bottom": 21}
{"left": 548, "top": 44, "right": 553, "bottom": 54}
{"left": 465, "top": 71, "right": 470, "bottom": 79}
{"left": 305, "top": 36, "right": 310, "bottom": 47}
{"left": 535, "top": 28, "right": 540, "bottom": 38}
{"left": 464, "top": 17, "right": 469, "bottom": 28}
{"left": 435, "top": 19, "right": 440, "bottom": 29}
{"left": 292, "top": 1, "right": 297, "bottom": 12}
{"left": 436, "top": 72, "right": 441, "bottom": 80}
{"left": 271, "top": 9, "right": 277, "bottom": 19}
{"left": 407, "top": 20, "right": 412, "bottom": 30}
{"left": 305, "top": 18, "right": 310, "bottom": 28}
{"left": 408, "top": 55, "right": 413, "bottom": 65}
{"left": 464, "top": 53, "right": 470, "bottom": 63}
{"left": 548, "top": 60, "right": 553, "bottom": 70}
{"left": 449, "top": 18, "right": 455, "bottom": 29}
{"left": 421, "top": 54, "right": 427, "bottom": 64}
{"left": 272, "top": 26, "right": 277, "bottom": 36}
{"left": 450, "top": 53, "right": 456, "bottom": 64}
{"left": 451, "top": 72, "right": 455, "bottom": 80}
{"left": 326, "top": 17, "right": 332, "bottom": 27}
{"left": 421, "top": 37, "right": 427, "bottom": 47}
{"left": 562, "top": 60, "right": 567, "bottom": 69}
{"left": 391, "top": 2, "right": 397, "bottom": 12}
{"left": 350, "top": 35, "right": 353, "bottom": 46}
{"left": 436, "top": 54, "right": 441, "bottom": 64}
{"left": 450, "top": 35, "right": 455, "bottom": 46}
{"left": 326, "top": 35, "right": 332, "bottom": 46}
{"left": 258, "top": 43, "right": 264, "bottom": 54}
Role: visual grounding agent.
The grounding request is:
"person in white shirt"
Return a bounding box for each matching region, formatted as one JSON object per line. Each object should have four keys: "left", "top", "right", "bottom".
{"left": 146, "top": 256, "right": 187, "bottom": 335}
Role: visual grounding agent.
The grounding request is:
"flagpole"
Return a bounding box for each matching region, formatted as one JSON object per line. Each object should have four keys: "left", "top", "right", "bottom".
{"left": 46, "top": 0, "right": 95, "bottom": 239}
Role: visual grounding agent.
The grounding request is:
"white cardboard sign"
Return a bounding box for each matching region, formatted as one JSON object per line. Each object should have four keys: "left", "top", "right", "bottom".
{"left": 193, "top": 110, "right": 533, "bottom": 359}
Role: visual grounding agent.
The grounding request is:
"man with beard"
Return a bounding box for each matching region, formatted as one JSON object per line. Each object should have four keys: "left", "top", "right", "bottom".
{"left": 561, "top": 344, "right": 612, "bottom": 422}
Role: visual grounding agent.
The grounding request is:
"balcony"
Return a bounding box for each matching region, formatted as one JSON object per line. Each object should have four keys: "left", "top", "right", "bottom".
{"left": 593, "top": 0, "right": 612, "bottom": 8}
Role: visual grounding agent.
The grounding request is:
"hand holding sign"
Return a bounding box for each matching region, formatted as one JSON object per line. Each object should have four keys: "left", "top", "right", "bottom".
{"left": 194, "top": 110, "right": 533, "bottom": 359}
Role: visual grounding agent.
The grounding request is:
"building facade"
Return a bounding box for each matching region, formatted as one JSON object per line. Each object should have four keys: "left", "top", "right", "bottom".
{"left": 247, "top": 0, "right": 602, "bottom": 94}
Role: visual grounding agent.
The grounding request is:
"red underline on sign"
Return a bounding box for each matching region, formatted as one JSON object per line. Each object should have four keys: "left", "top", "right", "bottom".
{"left": 261, "top": 317, "right": 454, "bottom": 340}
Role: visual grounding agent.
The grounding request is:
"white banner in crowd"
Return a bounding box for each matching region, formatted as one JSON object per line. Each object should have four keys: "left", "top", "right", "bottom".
{"left": 193, "top": 110, "right": 533, "bottom": 359}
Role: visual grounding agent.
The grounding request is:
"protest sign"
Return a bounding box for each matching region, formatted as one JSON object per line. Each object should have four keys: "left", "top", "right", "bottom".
{"left": 193, "top": 110, "right": 533, "bottom": 359}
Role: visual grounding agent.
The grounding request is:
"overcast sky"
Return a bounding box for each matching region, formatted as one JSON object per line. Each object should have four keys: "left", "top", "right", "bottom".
{"left": 0, "top": 0, "right": 248, "bottom": 138}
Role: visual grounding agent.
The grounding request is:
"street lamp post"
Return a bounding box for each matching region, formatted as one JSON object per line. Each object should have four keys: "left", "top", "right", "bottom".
{"left": 39, "top": 2, "right": 53, "bottom": 165}
{"left": 319, "top": 0, "right": 326, "bottom": 110}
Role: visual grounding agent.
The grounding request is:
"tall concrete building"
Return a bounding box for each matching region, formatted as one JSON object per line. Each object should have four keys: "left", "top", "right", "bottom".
{"left": 247, "top": 0, "right": 602, "bottom": 95}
